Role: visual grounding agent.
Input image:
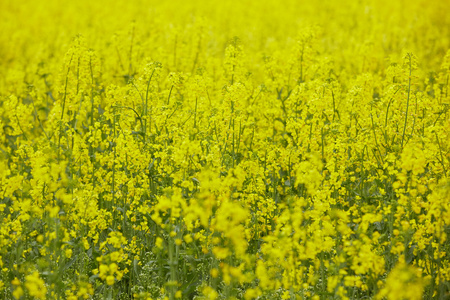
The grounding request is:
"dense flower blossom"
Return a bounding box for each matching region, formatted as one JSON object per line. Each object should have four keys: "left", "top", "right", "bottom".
{"left": 0, "top": 0, "right": 449, "bottom": 299}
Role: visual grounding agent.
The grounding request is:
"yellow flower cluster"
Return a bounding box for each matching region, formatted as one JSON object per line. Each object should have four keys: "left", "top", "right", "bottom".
{"left": 1, "top": 0, "right": 449, "bottom": 299}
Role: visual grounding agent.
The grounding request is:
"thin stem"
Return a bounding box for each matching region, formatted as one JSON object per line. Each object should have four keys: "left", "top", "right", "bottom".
{"left": 58, "top": 53, "right": 74, "bottom": 161}
{"left": 167, "top": 85, "right": 174, "bottom": 105}
{"left": 401, "top": 54, "right": 412, "bottom": 148}
{"left": 435, "top": 132, "right": 448, "bottom": 176}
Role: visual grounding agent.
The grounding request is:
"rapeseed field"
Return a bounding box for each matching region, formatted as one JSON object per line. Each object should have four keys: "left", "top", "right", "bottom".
{"left": 0, "top": 0, "right": 449, "bottom": 299}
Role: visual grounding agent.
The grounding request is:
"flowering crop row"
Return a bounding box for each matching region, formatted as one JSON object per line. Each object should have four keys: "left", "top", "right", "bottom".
{"left": 0, "top": 0, "right": 449, "bottom": 299}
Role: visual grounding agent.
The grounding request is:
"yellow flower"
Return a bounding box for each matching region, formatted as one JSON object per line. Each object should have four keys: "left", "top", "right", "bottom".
{"left": 155, "top": 237, "right": 164, "bottom": 249}
{"left": 11, "top": 277, "right": 21, "bottom": 286}
{"left": 106, "top": 275, "right": 115, "bottom": 286}
{"left": 12, "top": 286, "right": 24, "bottom": 299}
{"left": 201, "top": 286, "right": 218, "bottom": 300}
{"left": 183, "top": 234, "right": 193, "bottom": 243}
{"left": 24, "top": 272, "right": 47, "bottom": 300}
{"left": 376, "top": 263, "right": 427, "bottom": 300}
{"left": 36, "top": 235, "right": 44, "bottom": 243}
{"left": 65, "top": 248, "right": 73, "bottom": 258}
{"left": 212, "top": 247, "right": 229, "bottom": 260}
{"left": 210, "top": 268, "right": 219, "bottom": 278}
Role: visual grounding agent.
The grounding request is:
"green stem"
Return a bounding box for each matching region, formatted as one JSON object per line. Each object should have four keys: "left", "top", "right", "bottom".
{"left": 401, "top": 54, "right": 412, "bottom": 148}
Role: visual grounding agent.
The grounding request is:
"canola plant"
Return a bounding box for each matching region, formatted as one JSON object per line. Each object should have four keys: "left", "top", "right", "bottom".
{"left": 0, "top": 0, "right": 449, "bottom": 299}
